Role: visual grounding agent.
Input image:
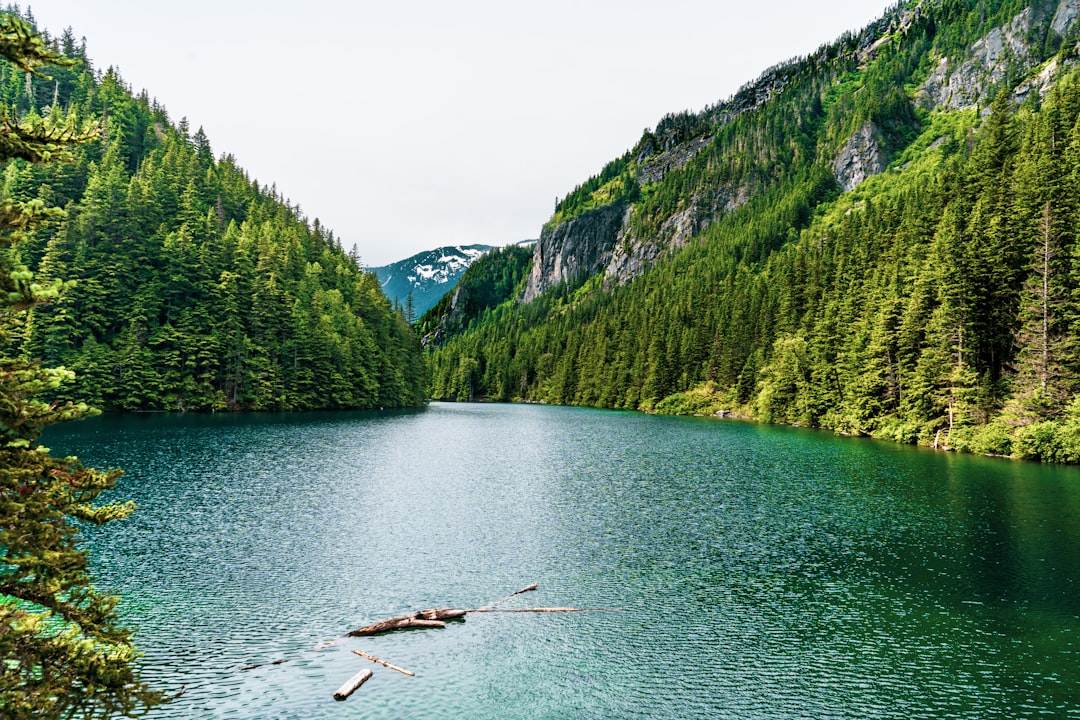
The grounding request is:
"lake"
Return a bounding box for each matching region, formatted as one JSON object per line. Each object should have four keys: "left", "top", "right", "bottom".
{"left": 43, "top": 402, "right": 1080, "bottom": 719}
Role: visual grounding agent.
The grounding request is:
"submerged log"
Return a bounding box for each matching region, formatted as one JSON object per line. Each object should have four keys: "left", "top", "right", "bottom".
{"left": 239, "top": 659, "right": 288, "bottom": 671}
{"left": 352, "top": 649, "right": 415, "bottom": 677}
{"left": 333, "top": 668, "right": 373, "bottom": 701}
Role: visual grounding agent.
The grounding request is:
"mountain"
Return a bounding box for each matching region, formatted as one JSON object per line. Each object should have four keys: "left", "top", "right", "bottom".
{"left": 1, "top": 12, "right": 427, "bottom": 411}
{"left": 416, "top": 244, "right": 534, "bottom": 346}
{"left": 426, "top": 0, "right": 1080, "bottom": 463}
{"left": 370, "top": 244, "right": 494, "bottom": 318}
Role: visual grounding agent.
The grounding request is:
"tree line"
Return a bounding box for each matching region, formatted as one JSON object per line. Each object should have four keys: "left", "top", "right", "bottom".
{"left": 0, "top": 8, "right": 426, "bottom": 412}
{"left": 427, "top": 0, "right": 1080, "bottom": 462}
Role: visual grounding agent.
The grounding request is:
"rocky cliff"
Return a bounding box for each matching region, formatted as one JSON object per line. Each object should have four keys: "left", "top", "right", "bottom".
{"left": 522, "top": 203, "right": 628, "bottom": 301}
{"left": 519, "top": 0, "right": 1080, "bottom": 305}
{"left": 918, "top": 1, "right": 1080, "bottom": 111}
{"left": 834, "top": 123, "right": 888, "bottom": 192}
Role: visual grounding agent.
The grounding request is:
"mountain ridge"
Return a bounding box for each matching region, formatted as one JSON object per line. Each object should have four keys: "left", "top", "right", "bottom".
{"left": 370, "top": 244, "right": 495, "bottom": 318}
{"left": 427, "top": 0, "right": 1080, "bottom": 463}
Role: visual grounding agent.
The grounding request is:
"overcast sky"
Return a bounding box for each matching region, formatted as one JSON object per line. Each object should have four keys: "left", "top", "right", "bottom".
{"left": 27, "top": 1, "right": 894, "bottom": 266}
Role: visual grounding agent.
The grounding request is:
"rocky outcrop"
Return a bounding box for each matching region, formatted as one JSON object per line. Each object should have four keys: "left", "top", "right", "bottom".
{"left": 918, "top": 8, "right": 1034, "bottom": 111}
{"left": 636, "top": 135, "right": 711, "bottom": 185}
{"left": 1014, "top": 57, "right": 1064, "bottom": 104}
{"left": 603, "top": 185, "right": 749, "bottom": 286}
{"left": 604, "top": 206, "right": 693, "bottom": 287}
{"left": 917, "top": 1, "right": 1080, "bottom": 113}
{"left": 1053, "top": 0, "right": 1080, "bottom": 35}
{"left": 833, "top": 123, "right": 888, "bottom": 192}
{"left": 522, "top": 203, "right": 628, "bottom": 302}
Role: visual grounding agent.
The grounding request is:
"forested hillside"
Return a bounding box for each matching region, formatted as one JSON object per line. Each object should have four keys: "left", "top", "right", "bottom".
{"left": 0, "top": 9, "right": 425, "bottom": 411}
{"left": 428, "top": 0, "right": 1080, "bottom": 462}
{"left": 416, "top": 243, "right": 533, "bottom": 346}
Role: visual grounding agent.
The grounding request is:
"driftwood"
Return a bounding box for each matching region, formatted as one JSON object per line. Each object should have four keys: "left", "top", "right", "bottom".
{"left": 348, "top": 608, "right": 465, "bottom": 637}
{"left": 346, "top": 585, "right": 620, "bottom": 638}
{"left": 466, "top": 607, "right": 620, "bottom": 614}
{"left": 477, "top": 582, "right": 539, "bottom": 610}
{"left": 348, "top": 604, "right": 617, "bottom": 636}
{"left": 239, "top": 659, "right": 287, "bottom": 671}
{"left": 333, "top": 668, "right": 373, "bottom": 701}
{"left": 334, "top": 583, "right": 623, "bottom": 701}
{"left": 348, "top": 617, "right": 445, "bottom": 636}
{"left": 352, "top": 649, "right": 415, "bottom": 677}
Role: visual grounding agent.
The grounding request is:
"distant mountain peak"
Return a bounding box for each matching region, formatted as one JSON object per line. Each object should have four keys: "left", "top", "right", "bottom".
{"left": 370, "top": 244, "right": 495, "bottom": 317}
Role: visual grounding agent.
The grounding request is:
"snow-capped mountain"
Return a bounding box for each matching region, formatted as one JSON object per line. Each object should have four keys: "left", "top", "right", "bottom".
{"left": 370, "top": 244, "right": 494, "bottom": 318}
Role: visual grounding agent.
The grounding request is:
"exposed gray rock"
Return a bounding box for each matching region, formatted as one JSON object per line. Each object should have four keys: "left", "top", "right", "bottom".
{"left": 1053, "top": 0, "right": 1080, "bottom": 35}
{"left": 1014, "top": 57, "right": 1063, "bottom": 104}
{"left": 917, "top": 8, "right": 1034, "bottom": 111}
{"left": 522, "top": 203, "right": 628, "bottom": 302}
{"left": 834, "top": 123, "right": 887, "bottom": 192}
{"left": 603, "top": 184, "right": 751, "bottom": 287}
{"left": 604, "top": 212, "right": 661, "bottom": 288}
{"left": 637, "top": 135, "right": 711, "bottom": 185}
{"left": 604, "top": 204, "right": 698, "bottom": 287}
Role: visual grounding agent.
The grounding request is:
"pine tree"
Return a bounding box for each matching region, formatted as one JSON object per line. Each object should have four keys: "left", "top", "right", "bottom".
{"left": 0, "top": 15, "right": 163, "bottom": 718}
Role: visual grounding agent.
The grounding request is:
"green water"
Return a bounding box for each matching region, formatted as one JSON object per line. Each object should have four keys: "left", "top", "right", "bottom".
{"left": 43, "top": 402, "right": 1080, "bottom": 719}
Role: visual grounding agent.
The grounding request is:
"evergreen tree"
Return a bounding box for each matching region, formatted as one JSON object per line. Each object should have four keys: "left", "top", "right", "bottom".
{"left": 0, "top": 14, "right": 163, "bottom": 718}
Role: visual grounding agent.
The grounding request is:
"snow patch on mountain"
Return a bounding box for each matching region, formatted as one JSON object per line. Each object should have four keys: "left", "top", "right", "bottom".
{"left": 370, "top": 244, "right": 495, "bottom": 317}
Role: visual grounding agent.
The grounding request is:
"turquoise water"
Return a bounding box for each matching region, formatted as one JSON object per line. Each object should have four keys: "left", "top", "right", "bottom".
{"left": 43, "top": 403, "right": 1080, "bottom": 719}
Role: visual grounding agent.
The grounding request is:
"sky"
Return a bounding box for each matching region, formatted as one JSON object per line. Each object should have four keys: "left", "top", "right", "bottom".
{"left": 26, "top": 1, "right": 895, "bottom": 267}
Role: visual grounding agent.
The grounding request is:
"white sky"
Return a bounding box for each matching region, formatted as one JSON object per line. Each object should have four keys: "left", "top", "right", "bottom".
{"left": 26, "top": 1, "right": 894, "bottom": 266}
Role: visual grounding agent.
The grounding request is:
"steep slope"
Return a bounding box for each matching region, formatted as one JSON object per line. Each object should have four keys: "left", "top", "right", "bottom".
{"left": 370, "top": 244, "right": 494, "bottom": 318}
{"left": 1, "top": 14, "right": 426, "bottom": 411}
{"left": 415, "top": 243, "right": 534, "bottom": 350}
{"left": 428, "top": 0, "right": 1080, "bottom": 462}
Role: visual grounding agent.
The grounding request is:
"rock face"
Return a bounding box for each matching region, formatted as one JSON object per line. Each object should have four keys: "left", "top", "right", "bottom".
{"left": 916, "top": 1, "right": 1080, "bottom": 113}
{"left": 918, "top": 8, "right": 1034, "bottom": 110}
{"left": 833, "top": 123, "right": 888, "bottom": 192}
{"left": 1054, "top": 0, "right": 1080, "bottom": 35}
{"left": 636, "top": 135, "right": 711, "bottom": 185}
{"left": 603, "top": 185, "right": 749, "bottom": 286}
{"left": 522, "top": 203, "right": 628, "bottom": 302}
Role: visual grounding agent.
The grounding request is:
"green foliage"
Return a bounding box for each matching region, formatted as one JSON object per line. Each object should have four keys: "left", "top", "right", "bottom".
{"left": 652, "top": 383, "right": 736, "bottom": 417}
{"left": 416, "top": 243, "right": 532, "bottom": 344}
{"left": 549, "top": 153, "right": 635, "bottom": 227}
{"left": 0, "top": 12, "right": 164, "bottom": 718}
{"left": 427, "top": 2, "right": 1080, "bottom": 463}
{"left": 0, "top": 14, "right": 425, "bottom": 412}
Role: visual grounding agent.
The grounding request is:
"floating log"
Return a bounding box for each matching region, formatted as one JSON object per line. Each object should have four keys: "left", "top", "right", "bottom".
{"left": 467, "top": 607, "right": 620, "bottom": 614}
{"left": 352, "top": 649, "right": 415, "bottom": 677}
{"left": 478, "top": 583, "right": 539, "bottom": 610}
{"left": 348, "top": 608, "right": 467, "bottom": 637}
{"left": 333, "top": 668, "right": 373, "bottom": 701}
{"left": 348, "top": 616, "right": 446, "bottom": 637}
{"left": 417, "top": 608, "right": 467, "bottom": 621}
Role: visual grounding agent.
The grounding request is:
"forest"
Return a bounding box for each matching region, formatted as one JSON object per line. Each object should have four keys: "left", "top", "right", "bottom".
{"left": 426, "top": 0, "right": 1080, "bottom": 463}
{"left": 0, "top": 8, "right": 426, "bottom": 412}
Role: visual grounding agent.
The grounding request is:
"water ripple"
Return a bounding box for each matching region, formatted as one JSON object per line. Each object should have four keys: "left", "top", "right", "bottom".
{"left": 38, "top": 405, "right": 1080, "bottom": 719}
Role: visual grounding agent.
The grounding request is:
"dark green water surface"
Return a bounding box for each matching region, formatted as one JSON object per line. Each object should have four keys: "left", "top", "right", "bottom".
{"left": 43, "top": 402, "right": 1080, "bottom": 719}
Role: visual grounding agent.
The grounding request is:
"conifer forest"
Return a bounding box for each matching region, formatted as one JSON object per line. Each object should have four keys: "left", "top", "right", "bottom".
{"left": 425, "top": 0, "right": 1080, "bottom": 464}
